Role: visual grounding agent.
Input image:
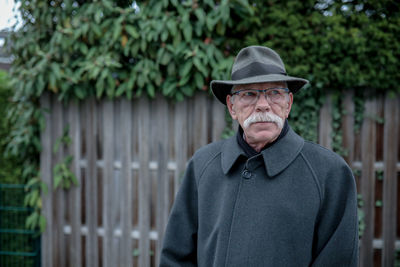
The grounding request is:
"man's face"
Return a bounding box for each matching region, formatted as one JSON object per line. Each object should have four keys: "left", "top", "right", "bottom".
{"left": 226, "top": 82, "right": 293, "bottom": 149}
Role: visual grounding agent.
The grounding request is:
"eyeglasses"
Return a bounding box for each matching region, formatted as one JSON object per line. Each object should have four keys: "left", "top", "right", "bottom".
{"left": 231, "top": 87, "right": 289, "bottom": 105}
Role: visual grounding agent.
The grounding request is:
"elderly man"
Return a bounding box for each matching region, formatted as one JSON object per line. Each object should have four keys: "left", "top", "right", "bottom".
{"left": 160, "top": 46, "right": 359, "bottom": 266}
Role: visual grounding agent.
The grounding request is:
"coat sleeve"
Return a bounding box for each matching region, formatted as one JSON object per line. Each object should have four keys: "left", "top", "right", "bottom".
{"left": 159, "top": 159, "right": 198, "bottom": 267}
{"left": 311, "top": 161, "right": 359, "bottom": 267}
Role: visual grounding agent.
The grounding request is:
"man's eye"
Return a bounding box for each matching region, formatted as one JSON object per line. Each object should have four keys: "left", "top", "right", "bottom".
{"left": 268, "top": 89, "right": 281, "bottom": 95}
{"left": 242, "top": 91, "right": 257, "bottom": 97}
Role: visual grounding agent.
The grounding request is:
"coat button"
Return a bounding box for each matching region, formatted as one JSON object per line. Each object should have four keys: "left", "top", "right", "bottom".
{"left": 242, "top": 170, "right": 252, "bottom": 179}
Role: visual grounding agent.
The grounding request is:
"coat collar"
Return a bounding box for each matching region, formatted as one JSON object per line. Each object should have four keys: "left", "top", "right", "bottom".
{"left": 221, "top": 126, "right": 304, "bottom": 177}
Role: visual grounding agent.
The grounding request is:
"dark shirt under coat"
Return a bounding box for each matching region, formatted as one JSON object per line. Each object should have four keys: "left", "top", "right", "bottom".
{"left": 160, "top": 125, "right": 359, "bottom": 267}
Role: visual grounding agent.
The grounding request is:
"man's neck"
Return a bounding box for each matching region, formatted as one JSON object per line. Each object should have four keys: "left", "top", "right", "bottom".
{"left": 244, "top": 134, "right": 280, "bottom": 152}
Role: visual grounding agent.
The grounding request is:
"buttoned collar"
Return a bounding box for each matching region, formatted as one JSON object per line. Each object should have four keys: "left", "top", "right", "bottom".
{"left": 221, "top": 126, "right": 304, "bottom": 177}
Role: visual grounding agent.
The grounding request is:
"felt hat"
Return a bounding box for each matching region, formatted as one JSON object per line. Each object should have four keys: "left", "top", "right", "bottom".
{"left": 211, "top": 46, "right": 309, "bottom": 105}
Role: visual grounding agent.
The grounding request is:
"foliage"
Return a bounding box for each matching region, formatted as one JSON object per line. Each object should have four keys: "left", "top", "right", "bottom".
{"left": 24, "top": 177, "right": 47, "bottom": 232}
{"left": 0, "top": 71, "right": 23, "bottom": 183}
{"left": 52, "top": 125, "right": 78, "bottom": 190}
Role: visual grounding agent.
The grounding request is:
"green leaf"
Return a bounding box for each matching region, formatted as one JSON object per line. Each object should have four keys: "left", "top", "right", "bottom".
{"left": 125, "top": 25, "right": 139, "bottom": 39}
{"left": 183, "top": 24, "right": 193, "bottom": 42}
{"left": 39, "top": 215, "right": 46, "bottom": 233}
{"left": 194, "top": 72, "right": 204, "bottom": 89}
{"left": 160, "top": 52, "right": 172, "bottom": 65}
{"left": 180, "top": 61, "right": 193, "bottom": 77}
{"left": 53, "top": 173, "right": 63, "bottom": 189}
{"left": 194, "top": 9, "right": 206, "bottom": 25}
{"left": 193, "top": 57, "right": 208, "bottom": 77}
{"left": 180, "top": 85, "right": 194, "bottom": 97}
{"left": 147, "top": 84, "right": 155, "bottom": 98}
{"left": 162, "top": 81, "right": 176, "bottom": 96}
{"left": 167, "top": 20, "right": 177, "bottom": 36}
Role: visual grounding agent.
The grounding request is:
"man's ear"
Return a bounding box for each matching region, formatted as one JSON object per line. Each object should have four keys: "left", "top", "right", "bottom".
{"left": 226, "top": 95, "right": 238, "bottom": 120}
{"left": 285, "top": 93, "right": 294, "bottom": 118}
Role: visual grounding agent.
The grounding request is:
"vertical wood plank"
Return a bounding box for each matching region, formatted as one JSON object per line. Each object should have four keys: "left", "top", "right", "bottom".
{"left": 120, "top": 99, "right": 133, "bottom": 267}
{"left": 174, "top": 101, "right": 188, "bottom": 195}
{"left": 139, "top": 97, "right": 151, "bottom": 267}
{"left": 85, "top": 98, "right": 99, "bottom": 267}
{"left": 155, "top": 96, "right": 169, "bottom": 266}
{"left": 360, "top": 99, "right": 377, "bottom": 267}
{"left": 193, "top": 93, "right": 208, "bottom": 150}
{"left": 212, "top": 98, "right": 226, "bottom": 142}
{"left": 318, "top": 94, "right": 332, "bottom": 149}
{"left": 381, "top": 94, "right": 399, "bottom": 267}
{"left": 102, "top": 100, "right": 114, "bottom": 267}
{"left": 53, "top": 98, "right": 66, "bottom": 267}
{"left": 67, "top": 100, "right": 82, "bottom": 267}
{"left": 342, "top": 91, "right": 354, "bottom": 164}
{"left": 40, "top": 93, "right": 53, "bottom": 267}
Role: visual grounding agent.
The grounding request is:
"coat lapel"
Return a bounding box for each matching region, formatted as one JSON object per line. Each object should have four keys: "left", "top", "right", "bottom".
{"left": 261, "top": 127, "right": 304, "bottom": 177}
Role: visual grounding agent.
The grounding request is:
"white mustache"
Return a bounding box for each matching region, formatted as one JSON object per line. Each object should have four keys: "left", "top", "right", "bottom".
{"left": 243, "top": 112, "right": 284, "bottom": 129}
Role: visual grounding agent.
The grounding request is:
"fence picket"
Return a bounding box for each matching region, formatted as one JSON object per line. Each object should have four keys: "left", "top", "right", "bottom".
{"left": 85, "top": 98, "right": 99, "bottom": 267}
{"left": 174, "top": 101, "right": 187, "bottom": 196}
{"left": 318, "top": 93, "right": 332, "bottom": 149}
{"left": 121, "top": 99, "right": 133, "bottom": 267}
{"left": 53, "top": 96, "right": 66, "bottom": 267}
{"left": 382, "top": 95, "right": 399, "bottom": 266}
{"left": 102, "top": 100, "right": 114, "bottom": 267}
{"left": 40, "top": 93, "right": 53, "bottom": 267}
{"left": 155, "top": 96, "right": 169, "bottom": 266}
{"left": 139, "top": 97, "right": 151, "bottom": 267}
{"left": 67, "top": 100, "right": 82, "bottom": 267}
{"left": 342, "top": 91, "right": 355, "bottom": 164}
{"left": 360, "top": 99, "right": 377, "bottom": 267}
{"left": 212, "top": 97, "right": 226, "bottom": 142}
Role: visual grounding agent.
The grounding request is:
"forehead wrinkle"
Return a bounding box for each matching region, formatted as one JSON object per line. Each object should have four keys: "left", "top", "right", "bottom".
{"left": 233, "top": 82, "right": 287, "bottom": 92}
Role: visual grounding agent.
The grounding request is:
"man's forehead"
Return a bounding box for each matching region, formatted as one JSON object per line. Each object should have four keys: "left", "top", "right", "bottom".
{"left": 233, "top": 81, "right": 287, "bottom": 91}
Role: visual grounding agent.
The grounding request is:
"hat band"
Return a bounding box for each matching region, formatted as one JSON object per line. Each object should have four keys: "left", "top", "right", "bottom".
{"left": 231, "top": 62, "right": 287, "bottom": 81}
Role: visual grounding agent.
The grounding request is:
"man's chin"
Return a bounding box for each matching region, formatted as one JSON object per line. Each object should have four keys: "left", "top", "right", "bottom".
{"left": 250, "top": 121, "right": 279, "bottom": 130}
{"left": 244, "top": 124, "right": 282, "bottom": 143}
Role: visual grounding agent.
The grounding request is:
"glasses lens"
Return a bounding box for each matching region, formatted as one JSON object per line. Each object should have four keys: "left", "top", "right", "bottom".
{"left": 266, "top": 89, "right": 286, "bottom": 103}
{"left": 238, "top": 90, "right": 258, "bottom": 104}
{"left": 235, "top": 88, "right": 287, "bottom": 104}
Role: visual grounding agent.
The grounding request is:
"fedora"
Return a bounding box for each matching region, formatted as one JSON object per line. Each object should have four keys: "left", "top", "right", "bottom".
{"left": 210, "top": 46, "right": 309, "bottom": 105}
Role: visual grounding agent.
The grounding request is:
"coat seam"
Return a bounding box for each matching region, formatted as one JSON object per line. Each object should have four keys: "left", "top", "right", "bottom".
{"left": 196, "top": 151, "right": 222, "bottom": 187}
{"left": 300, "top": 152, "right": 323, "bottom": 210}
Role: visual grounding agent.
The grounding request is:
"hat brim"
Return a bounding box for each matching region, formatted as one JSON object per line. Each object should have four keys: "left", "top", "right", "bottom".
{"left": 211, "top": 74, "right": 309, "bottom": 105}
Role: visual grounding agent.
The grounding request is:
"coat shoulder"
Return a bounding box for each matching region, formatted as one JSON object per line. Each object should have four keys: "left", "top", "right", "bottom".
{"left": 192, "top": 139, "right": 225, "bottom": 163}
{"left": 301, "top": 141, "right": 348, "bottom": 167}
{"left": 190, "top": 139, "right": 226, "bottom": 177}
{"left": 300, "top": 141, "right": 355, "bottom": 195}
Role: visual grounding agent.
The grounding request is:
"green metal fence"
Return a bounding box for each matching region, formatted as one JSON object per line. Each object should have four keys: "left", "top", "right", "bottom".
{"left": 0, "top": 184, "right": 41, "bottom": 267}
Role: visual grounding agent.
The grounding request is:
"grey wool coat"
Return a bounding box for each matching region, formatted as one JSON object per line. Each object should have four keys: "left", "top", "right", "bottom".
{"left": 159, "top": 126, "right": 359, "bottom": 267}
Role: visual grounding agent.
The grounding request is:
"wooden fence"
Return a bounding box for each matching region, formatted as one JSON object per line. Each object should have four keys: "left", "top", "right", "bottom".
{"left": 40, "top": 91, "right": 399, "bottom": 267}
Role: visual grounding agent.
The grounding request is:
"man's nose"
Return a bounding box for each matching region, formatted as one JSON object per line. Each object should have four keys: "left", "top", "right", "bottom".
{"left": 255, "top": 92, "right": 271, "bottom": 110}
